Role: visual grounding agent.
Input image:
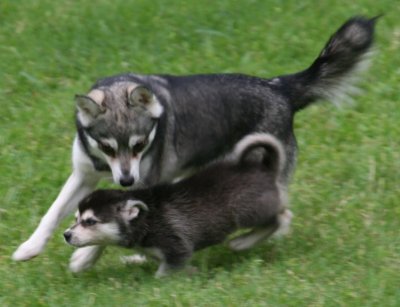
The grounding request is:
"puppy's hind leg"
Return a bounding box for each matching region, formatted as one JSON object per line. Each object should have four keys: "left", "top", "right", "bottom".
{"left": 272, "top": 209, "right": 293, "bottom": 238}
{"left": 229, "top": 209, "right": 293, "bottom": 251}
{"left": 229, "top": 227, "right": 278, "bottom": 251}
{"left": 154, "top": 248, "right": 193, "bottom": 278}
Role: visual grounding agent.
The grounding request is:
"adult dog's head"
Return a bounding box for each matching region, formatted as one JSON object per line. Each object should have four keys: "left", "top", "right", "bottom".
{"left": 75, "top": 81, "right": 163, "bottom": 187}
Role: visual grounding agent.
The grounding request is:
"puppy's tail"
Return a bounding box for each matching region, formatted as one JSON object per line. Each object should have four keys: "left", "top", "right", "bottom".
{"left": 279, "top": 16, "right": 378, "bottom": 111}
{"left": 233, "top": 133, "right": 285, "bottom": 178}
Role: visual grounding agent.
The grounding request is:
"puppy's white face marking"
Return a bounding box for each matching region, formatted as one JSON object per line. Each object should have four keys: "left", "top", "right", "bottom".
{"left": 66, "top": 210, "right": 120, "bottom": 247}
{"left": 80, "top": 209, "right": 96, "bottom": 221}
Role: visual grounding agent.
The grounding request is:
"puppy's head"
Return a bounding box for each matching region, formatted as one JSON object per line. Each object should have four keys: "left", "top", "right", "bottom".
{"left": 64, "top": 190, "right": 148, "bottom": 247}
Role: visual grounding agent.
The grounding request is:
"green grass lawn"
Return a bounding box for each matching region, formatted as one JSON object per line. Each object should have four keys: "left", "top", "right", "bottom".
{"left": 1, "top": 0, "right": 399, "bottom": 306}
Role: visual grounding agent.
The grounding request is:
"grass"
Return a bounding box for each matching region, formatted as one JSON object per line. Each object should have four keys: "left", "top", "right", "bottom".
{"left": 1, "top": 0, "right": 399, "bottom": 306}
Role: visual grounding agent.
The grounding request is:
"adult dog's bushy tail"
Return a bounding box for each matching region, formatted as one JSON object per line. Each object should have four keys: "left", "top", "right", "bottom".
{"left": 281, "top": 16, "right": 378, "bottom": 111}
{"left": 233, "top": 133, "right": 285, "bottom": 178}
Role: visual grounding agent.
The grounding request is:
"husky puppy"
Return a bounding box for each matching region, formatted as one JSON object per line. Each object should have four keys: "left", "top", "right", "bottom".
{"left": 14, "top": 17, "right": 376, "bottom": 271}
{"left": 64, "top": 133, "right": 293, "bottom": 277}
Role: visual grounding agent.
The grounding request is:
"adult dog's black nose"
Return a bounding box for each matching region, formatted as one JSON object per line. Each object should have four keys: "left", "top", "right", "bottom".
{"left": 120, "top": 176, "right": 134, "bottom": 187}
{"left": 63, "top": 231, "right": 72, "bottom": 242}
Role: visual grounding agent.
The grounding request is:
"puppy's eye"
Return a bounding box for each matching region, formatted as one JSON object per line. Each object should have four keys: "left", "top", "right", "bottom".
{"left": 82, "top": 219, "right": 97, "bottom": 226}
{"left": 99, "top": 143, "right": 116, "bottom": 157}
{"left": 132, "top": 139, "right": 148, "bottom": 155}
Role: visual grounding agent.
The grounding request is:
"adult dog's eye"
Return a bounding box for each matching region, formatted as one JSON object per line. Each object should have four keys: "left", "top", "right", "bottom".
{"left": 99, "top": 143, "right": 116, "bottom": 157}
{"left": 83, "top": 219, "right": 97, "bottom": 226}
{"left": 132, "top": 139, "right": 148, "bottom": 155}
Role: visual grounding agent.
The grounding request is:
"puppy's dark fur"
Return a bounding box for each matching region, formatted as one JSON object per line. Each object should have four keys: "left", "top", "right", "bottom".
{"left": 68, "top": 134, "right": 291, "bottom": 276}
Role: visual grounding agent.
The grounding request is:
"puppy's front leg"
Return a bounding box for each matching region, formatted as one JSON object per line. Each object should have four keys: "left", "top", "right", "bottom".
{"left": 12, "top": 171, "right": 99, "bottom": 261}
{"left": 154, "top": 249, "right": 192, "bottom": 278}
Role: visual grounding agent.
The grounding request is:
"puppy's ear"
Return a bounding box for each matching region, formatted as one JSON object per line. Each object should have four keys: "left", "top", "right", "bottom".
{"left": 75, "top": 89, "right": 106, "bottom": 126}
{"left": 127, "top": 85, "right": 163, "bottom": 118}
{"left": 120, "top": 199, "right": 149, "bottom": 221}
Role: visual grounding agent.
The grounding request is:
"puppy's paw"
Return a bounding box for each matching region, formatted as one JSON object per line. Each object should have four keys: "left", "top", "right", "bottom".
{"left": 69, "top": 246, "right": 104, "bottom": 273}
{"left": 120, "top": 254, "right": 147, "bottom": 265}
{"left": 273, "top": 209, "right": 293, "bottom": 238}
{"left": 12, "top": 238, "right": 46, "bottom": 261}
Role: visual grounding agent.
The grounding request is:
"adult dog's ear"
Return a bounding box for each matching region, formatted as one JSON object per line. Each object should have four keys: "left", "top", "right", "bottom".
{"left": 127, "top": 85, "right": 163, "bottom": 118}
{"left": 120, "top": 199, "right": 149, "bottom": 221}
{"left": 75, "top": 89, "right": 106, "bottom": 126}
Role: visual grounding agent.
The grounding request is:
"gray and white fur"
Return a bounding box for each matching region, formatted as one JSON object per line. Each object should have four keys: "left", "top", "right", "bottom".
{"left": 64, "top": 133, "right": 293, "bottom": 277}
{"left": 13, "top": 17, "right": 377, "bottom": 271}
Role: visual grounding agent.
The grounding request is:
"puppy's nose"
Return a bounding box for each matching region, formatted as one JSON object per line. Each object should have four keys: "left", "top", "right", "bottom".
{"left": 64, "top": 231, "right": 72, "bottom": 242}
{"left": 120, "top": 176, "right": 134, "bottom": 187}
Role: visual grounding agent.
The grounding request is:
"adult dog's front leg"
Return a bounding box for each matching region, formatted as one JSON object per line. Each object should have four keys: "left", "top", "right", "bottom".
{"left": 12, "top": 171, "right": 99, "bottom": 261}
